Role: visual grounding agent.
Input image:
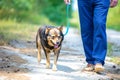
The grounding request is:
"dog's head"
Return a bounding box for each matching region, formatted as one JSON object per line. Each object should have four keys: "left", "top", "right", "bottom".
{"left": 45, "top": 26, "right": 64, "bottom": 49}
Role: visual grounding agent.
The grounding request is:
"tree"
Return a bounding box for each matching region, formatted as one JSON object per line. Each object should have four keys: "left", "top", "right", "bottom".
{"left": 0, "top": 0, "right": 72, "bottom": 25}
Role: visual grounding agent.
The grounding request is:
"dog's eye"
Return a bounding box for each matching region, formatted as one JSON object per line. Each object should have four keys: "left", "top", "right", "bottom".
{"left": 58, "top": 36, "right": 61, "bottom": 39}
{"left": 51, "top": 36, "right": 55, "bottom": 39}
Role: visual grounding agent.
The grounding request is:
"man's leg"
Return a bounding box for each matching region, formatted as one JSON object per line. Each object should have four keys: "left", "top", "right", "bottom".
{"left": 78, "top": 0, "right": 94, "bottom": 65}
{"left": 92, "top": 0, "right": 110, "bottom": 66}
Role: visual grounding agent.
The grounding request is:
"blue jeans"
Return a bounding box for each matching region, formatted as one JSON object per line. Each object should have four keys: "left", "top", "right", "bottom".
{"left": 78, "top": 0, "right": 110, "bottom": 65}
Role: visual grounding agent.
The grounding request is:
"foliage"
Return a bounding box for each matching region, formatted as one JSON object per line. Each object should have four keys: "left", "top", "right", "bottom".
{"left": 0, "top": 0, "right": 71, "bottom": 25}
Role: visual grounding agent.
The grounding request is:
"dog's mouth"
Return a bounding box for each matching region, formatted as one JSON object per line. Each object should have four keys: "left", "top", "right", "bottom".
{"left": 54, "top": 44, "right": 59, "bottom": 49}
{"left": 50, "top": 40, "right": 59, "bottom": 48}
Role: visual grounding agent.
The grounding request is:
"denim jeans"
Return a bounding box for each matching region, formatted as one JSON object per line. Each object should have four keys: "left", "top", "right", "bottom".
{"left": 78, "top": 0, "right": 110, "bottom": 65}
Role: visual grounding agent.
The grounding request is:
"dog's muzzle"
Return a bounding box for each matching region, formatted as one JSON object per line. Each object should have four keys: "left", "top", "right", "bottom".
{"left": 50, "top": 40, "right": 60, "bottom": 49}
{"left": 54, "top": 42, "right": 60, "bottom": 48}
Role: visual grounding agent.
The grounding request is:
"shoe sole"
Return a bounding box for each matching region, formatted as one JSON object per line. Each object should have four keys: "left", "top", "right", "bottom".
{"left": 84, "top": 67, "right": 94, "bottom": 71}
{"left": 94, "top": 67, "right": 104, "bottom": 72}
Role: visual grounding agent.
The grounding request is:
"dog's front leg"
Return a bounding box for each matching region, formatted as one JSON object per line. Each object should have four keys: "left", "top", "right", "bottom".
{"left": 53, "top": 48, "right": 60, "bottom": 71}
{"left": 36, "top": 33, "right": 42, "bottom": 64}
{"left": 37, "top": 46, "right": 41, "bottom": 64}
{"left": 44, "top": 49, "right": 51, "bottom": 69}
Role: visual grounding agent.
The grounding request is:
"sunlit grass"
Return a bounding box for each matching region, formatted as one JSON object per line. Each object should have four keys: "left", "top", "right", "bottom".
{"left": 0, "top": 20, "right": 39, "bottom": 45}
{"left": 107, "top": 43, "right": 120, "bottom": 65}
{"left": 107, "top": 4, "right": 120, "bottom": 31}
{"left": 70, "top": 11, "right": 80, "bottom": 28}
{"left": 71, "top": 4, "right": 120, "bottom": 31}
{"left": 110, "top": 57, "right": 120, "bottom": 65}
{"left": 107, "top": 43, "right": 113, "bottom": 57}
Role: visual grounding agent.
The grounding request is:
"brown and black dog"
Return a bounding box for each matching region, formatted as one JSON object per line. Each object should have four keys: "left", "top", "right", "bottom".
{"left": 36, "top": 25, "right": 64, "bottom": 71}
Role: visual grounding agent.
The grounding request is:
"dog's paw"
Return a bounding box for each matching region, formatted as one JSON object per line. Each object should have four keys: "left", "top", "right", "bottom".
{"left": 46, "top": 65, "right": 50, "bottom": 69}
{"left": 52, "top": 64, "right": 57, "bottom": 71}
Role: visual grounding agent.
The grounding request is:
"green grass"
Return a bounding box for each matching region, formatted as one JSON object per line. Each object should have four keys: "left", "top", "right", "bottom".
{"left": 107, "top": 43, "right": 113, "bottom": 57}
{"left": 0, "top": 20, "right": 39, "bottom": 45}
{"left": 70, "top": 11, "right": 80, "bottom": 28}
{"left": 107, "top": 43, "right": 120, "bottom": 65}
{"left": 71, "top": 4, "right": 120, "bottom": 31}
{"left": 107, "top": 4, "right": 120, "bottom": 31}
{"left": 110, "top": 57, "right": 120, "bottom": 65}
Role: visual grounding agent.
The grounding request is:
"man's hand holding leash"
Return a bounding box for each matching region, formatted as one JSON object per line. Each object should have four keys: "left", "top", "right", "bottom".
{"left": 110, "top": 0, "right": 118, "bottom": 8}
{"left": 64, "top": 0, "right": 70, "bottom": 4}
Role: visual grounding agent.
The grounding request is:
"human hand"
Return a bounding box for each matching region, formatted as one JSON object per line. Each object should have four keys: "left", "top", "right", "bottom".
{"left": 110, "top": 0, "right": 118, "bottom": 8}
{"left": 64, "top": 0, "right": 71, "bottom": 4}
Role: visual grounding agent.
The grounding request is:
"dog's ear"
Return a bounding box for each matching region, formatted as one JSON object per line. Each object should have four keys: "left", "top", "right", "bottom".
{"left": 45, "top": 27, "right": 51, "bottom": 34}
{"left": 58, "top": 25, "right": 63, "bottom": 32}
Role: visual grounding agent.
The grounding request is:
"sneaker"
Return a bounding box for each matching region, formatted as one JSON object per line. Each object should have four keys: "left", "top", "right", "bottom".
{"left": 94, "top": 63, "right": 104, "bottom": 72}
{"left": 84, "top": 64, "right": 94, "bottom": 71}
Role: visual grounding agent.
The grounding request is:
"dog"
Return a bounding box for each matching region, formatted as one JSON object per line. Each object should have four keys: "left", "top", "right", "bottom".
{"left": 36, "top": 25, "right": 64, "bottom": 71}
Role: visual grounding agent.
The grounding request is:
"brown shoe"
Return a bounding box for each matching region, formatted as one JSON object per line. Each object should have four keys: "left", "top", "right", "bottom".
{"left": 84, "top": 64, "right": 94, "bottom": 71}
{"left": 94, "top": 63, "right": 104, "bottom": 72}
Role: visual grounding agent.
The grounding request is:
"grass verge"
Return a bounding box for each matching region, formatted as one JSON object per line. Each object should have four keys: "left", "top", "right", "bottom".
{"left": 107, "top": 43, "right": 120, "bottom": 65}
{"left": 110, "top": 57, "right": 120, "bottom": 65}
{"left": 0, "top": 20, "right": 39, "bottom": 45}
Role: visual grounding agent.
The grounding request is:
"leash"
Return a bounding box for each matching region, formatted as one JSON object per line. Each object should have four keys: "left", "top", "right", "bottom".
{"left": 64, "top": 4, "right": 70, "bottom": 36}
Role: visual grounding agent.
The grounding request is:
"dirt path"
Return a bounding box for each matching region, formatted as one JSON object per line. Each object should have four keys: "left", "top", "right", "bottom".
{"left": 0, "top": 28, "right": 120, "bottom": 80}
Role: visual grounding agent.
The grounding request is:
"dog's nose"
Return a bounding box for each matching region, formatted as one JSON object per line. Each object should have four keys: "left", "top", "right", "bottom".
{"left": 56, "top": 42, "right": 59, "bottom": 45}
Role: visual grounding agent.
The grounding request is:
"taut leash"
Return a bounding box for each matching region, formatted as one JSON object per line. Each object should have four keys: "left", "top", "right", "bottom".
{"left": 64, "top": 4, "right": 70, "bottom": 36}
